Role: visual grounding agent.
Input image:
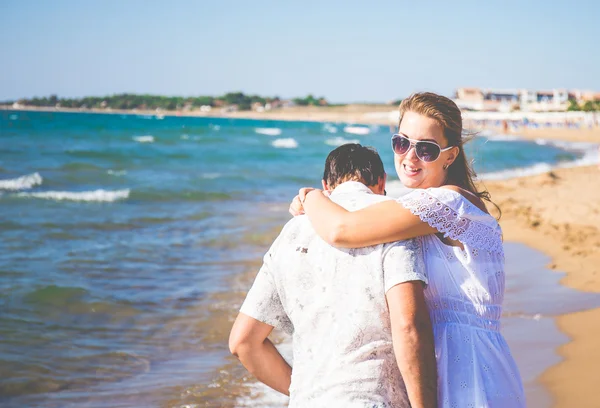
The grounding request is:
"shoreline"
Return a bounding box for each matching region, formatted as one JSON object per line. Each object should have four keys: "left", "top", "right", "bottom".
{"left": 485, "top": 166, "right": 600, "bottom": 407}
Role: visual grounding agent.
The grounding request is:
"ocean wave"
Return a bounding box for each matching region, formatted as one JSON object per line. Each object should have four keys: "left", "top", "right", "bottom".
{"left": 235, "top": 340, "right": 292, "bottom": 407}
{"left": 343, "top": 125, "right": 370, "bottom": 135}
{"left": 255, "top": 128, "right": 282, "bottom": 136}
{"left": 325, "top": 136, "right": 360, "bottom": 147}
{"left": 271, "top": 138, "right": 298, "bottom": 149}
{"left": 482, "top": 134, "right": 522, "bottom": 142}
{"left": 544, "top": 140, "right": 599, "bottom": 151}
{"left": 0, "top": 172, "right": 43, "bottom": 190}
{"left": 323, "top": 124, "right": 338, "bottom": 134}
{"left": 17, "top": 189, "right": 130, "bottom": 202}
{"left": 479, "top": 163, "right": 554, "bottom": 181}
{"left": 107, "top": 169, "right": 127, "bottom": 176}
{"left": 133, "top": 135, "right": 155, "bottom": 143}
{"left": 480, "top": 141, "right": 599, "bottom": 181}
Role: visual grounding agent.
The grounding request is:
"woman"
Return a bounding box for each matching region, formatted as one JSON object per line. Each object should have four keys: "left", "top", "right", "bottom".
{"left": 290, "top": 92, "right": 525, "bottom": 407}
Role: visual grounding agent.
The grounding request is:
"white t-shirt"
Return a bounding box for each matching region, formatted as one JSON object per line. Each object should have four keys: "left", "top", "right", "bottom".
{"left": 241, "top": 181, "right": 427, "bottom": 408}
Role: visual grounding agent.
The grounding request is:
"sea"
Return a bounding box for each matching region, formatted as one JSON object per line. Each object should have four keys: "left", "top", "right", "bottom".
{"left": 1, "top": 109, "right": 599, "bottom": 407}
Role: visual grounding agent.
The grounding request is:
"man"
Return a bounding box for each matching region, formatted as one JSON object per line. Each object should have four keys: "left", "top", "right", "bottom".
{"left": 229, "top": 144, "right": 437, "bottom": 407}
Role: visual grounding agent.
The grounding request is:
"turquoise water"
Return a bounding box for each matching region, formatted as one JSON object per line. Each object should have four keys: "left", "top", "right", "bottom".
{"left": 0, "top": 110, "right": 586, "bottom": 406}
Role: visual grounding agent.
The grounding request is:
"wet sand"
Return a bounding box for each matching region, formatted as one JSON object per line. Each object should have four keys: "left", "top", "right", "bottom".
{"left": 502, "top": 243, "right": 600, "bottom": 407}
{"left": 486, "top": 165, "right": 600, "bottom": 407}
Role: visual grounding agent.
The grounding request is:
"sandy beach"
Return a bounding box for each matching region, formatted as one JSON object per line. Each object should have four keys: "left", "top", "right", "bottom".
{"left": 483, "top": 166, "right": 600, "bottom": 407}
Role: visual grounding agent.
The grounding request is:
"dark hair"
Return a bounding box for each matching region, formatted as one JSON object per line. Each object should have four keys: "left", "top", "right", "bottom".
{"left": 399, "top": 92, "right": 498, "bottom": 214}
{"left": 323, "top": 143, "right": 385, "bottom": 189}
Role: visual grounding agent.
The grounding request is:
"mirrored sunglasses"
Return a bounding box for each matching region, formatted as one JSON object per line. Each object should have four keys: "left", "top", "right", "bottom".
{"left": 391, "top": 133, "right": 453, "bottom": 162}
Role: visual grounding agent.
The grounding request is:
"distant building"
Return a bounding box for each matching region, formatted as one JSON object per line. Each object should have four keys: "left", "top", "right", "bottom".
{"left": 251, "top": 102, "right": 264, "bottom": 112}
{"left": 455, "top": 88, "right": 484, "bottom": 110}
{"left": 455, "top": 87, "right": 597, "bottom": 112}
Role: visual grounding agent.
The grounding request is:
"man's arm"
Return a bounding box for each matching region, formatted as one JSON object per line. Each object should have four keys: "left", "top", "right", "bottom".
{"left": 229, "top": 313, "right": 292, "bottom": 395}
{"left": 386, "top": 281, "right": 437, "bottom": 408}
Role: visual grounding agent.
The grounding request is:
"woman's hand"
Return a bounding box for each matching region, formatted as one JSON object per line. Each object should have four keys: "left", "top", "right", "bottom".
{"left": 289, "top": 194, "right": 305, "bottom": 216}
{"left": 289, "top": 187, "right": 322, "bottom": 216}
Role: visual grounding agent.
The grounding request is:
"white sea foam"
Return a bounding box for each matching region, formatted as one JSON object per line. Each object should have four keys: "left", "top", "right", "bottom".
{"left": 9, "top": 114, "right": 18, "bottom": 120}
{"left": 210, "top": 124, "right": 221, "bottom": 131}
{"left": 255, "top": 128, "right": 282, "bottom": 136}
{"left": 472, "top": 135, "right": 600, "bottom": 180}
{"left": 181, "top": 134, "right": 190, "bottom": 140}
{"left": 0, "top": 172, "right": 43, "bottom": 190}
{"left": 107, "top": 169, "right": 127, "bottom": 176}
{"left": 343, "top": 125, "right": 370, "bottom": 135}
{"left": 271, "top": 138, "right": 298, "bottom": 149}
{"left": 325, "top": 136, "right": 360, "bottom": 147}
{"left": 17, "top": 189, "right": 130, "bottom": 202}
{"left": 482, "top": 134, "right": 522, "bottom": 142}
{"left": 235, "top": 339, "right": 292, "bottom": 407}
{"left": 479, "top": 163, "right": 555, "bottom": 181}
{"left": 133, "top": 135, "right": 155, "bottom": 143}
{"left": 480, "top": 155, "right": 598, "bottom": 181}
{"left": 545, "top": 140, "right": 599, "bottom": 151}
{"left": 323, "top": 123, "right": 338, "bottom": 134}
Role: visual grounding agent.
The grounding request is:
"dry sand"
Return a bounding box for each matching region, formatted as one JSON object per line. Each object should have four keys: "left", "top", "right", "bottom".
{"left": 484, "top": 166, "right": 600, "bottom": 407}
{"left": 513, "top": 128, "right": 600, "bottom": 144}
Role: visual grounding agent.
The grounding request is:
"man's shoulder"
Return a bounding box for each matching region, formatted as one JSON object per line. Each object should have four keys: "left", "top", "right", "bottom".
{"left": 269, "top": 215, "right": 313, "bottom": 248}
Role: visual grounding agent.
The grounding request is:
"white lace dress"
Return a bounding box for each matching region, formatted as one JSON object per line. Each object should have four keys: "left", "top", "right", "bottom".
{"left": 399, "top": 187, "right": 525, "bottom": 408}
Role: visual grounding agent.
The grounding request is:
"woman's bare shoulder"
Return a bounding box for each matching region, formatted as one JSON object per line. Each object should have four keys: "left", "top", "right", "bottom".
{"left": 439, "top": 185, "right": 489, "bottom": 214}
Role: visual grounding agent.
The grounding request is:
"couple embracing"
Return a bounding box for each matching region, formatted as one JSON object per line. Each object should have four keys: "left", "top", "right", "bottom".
{"left": 229, "top": 92, "right": 525, "bottom": 407}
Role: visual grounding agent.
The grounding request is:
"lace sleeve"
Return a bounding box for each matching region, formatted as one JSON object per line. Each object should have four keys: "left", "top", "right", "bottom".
{"left": 398, "top": 188, "right": 503, "bottom": 253}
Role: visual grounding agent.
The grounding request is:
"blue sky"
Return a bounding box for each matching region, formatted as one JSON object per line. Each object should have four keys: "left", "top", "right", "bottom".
{"left": 1, "top": 0, "right": 598, "bottom": 103}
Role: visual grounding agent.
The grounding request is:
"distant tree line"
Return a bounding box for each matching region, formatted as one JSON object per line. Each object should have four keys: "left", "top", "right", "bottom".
{"left": 4, "top": 92, "right": 335, "bottom": 111}
{"left": 567, "top": 100, "right": 600, "bottom": 112}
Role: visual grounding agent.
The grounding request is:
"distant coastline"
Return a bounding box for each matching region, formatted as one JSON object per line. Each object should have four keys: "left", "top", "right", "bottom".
{"left": 1, "top": 103, "right": 397, "bottom": 125}
{"left": 4, "top": 104, "right": 600, "bottom": 144}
